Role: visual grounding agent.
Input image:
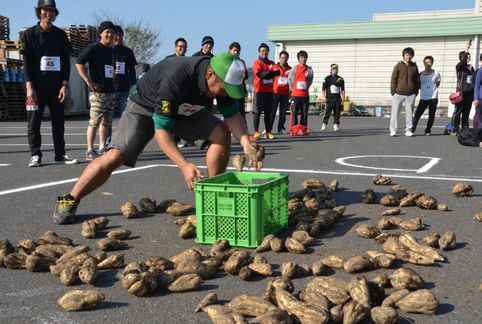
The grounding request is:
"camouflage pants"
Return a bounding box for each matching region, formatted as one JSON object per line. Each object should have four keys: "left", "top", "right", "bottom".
{"left": 88, "top": 92, "right": 115, "bottom": 127}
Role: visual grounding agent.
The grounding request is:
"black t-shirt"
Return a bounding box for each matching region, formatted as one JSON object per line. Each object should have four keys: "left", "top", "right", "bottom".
{"left": 76, "top": 42, "right": 116, "bottom": 93}
{"left": 192, "top": 50, "right": 214, "bottom": 57}
{"left": 130, "top": 56, "right": 234, "bottom": 118}
{"left": 20, "top": 23, "right": 71, "bottom": 87}
{"left": 114, "top": 45, "right": 137, "bottom": 92}
{"left": 322, "top": 74, "right": 345, "bottom": 98}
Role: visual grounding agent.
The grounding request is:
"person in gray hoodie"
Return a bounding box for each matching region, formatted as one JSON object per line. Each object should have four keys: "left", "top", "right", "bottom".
{"left": 390, "top": 47, "right": 420, "bottom": 137}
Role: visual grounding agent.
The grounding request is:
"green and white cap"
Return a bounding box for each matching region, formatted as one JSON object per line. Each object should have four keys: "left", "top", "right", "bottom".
{"left": 210, "top": 52, "right": 246, "bottom": 99}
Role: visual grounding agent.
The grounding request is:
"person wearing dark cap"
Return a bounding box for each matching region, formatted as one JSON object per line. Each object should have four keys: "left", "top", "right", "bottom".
{"left": 52, "top": 52, "right": 262, "bottom": 224}
{"left": 21, "top": 0, "right": 78, "bottom": 167}
{"left": 321, "top": 63, "right": 345, "bottom": 131}
{"left": 192, "top": 36, "right": 214, "bottom": 57}
{"left": 166, "top": 37, "right": 188, "bottom": 58}
{"left": 76, "top": 21, "right": 116, "bottom": 160}
{"left": 105, "top": 25, "right": 138, "bottom": 146}
{"left": 390, "top": 47, "right": 420, "bottom": 137}
{"left": 252, "top": 42, "right": 280, "bottom": 140}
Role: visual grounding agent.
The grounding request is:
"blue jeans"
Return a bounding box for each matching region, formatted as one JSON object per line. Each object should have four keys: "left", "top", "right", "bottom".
{"left": 106, "top": 91, "right": 129, "bottom": 146}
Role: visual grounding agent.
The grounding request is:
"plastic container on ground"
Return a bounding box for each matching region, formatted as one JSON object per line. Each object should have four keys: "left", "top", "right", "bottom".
{"left": 194, "top": 171, "right": 289, "bottom": 248}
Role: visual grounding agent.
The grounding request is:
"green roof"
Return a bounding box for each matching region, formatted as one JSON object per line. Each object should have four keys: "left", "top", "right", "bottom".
{"left": 267, "top": 16, "right": 482, "bottom": 42}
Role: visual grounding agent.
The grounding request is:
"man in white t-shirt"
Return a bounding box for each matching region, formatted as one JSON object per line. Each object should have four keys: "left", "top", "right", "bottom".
{"left": 411, "top": 55, "right": 441, "bottom": 135}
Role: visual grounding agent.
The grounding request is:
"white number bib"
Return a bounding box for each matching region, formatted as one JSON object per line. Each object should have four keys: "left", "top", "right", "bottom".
{"left": 40, "top": 56, "right": 60, "bottom": 71}
{"left": 278, "top": 77, "right": 288, "bottom": 85}
{"left": 105, "top": 65, "right": 114, "bottom": 78}
{"left": 115, "top": 62, "right": 125, "bottom": 75}
{"left": 297, "top": 81, "right": 307, "bottom": 90}
{"left": 467, "top": 75, "right": 472, "bottom": 83}
{"left": 178, "top": 103, "right": 203, "bottom": 116}
{"left": 330, "top": 85, "right": 340, "bottom": 94}
{"left": 262, "top": 79, "right": 273, "bottom": 84}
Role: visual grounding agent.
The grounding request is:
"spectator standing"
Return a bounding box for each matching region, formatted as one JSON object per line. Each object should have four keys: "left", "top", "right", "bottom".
{"left": 452, "top": 40, "right": 475, "bottom": 134}
{"left": 390, "top": 47, "right": 420, "bottom": 137}
{"left": 473, "top": 53, "right": 482, "bottom": 128}
{"left": 288, "top": 50, "right": 313, "bottom": 127}
{"left": 228, "top": 42, "right": 248, "bottom": 125}
{"left": 106, "top": 25, "right": 137, "bottom": 145}
{"left": 321, "top": 63, "right": 345, "bottom": 131}
{"left": 251, "top": 43, "right": 279, "bottom": 139}
{"left": 192, "top": 36, "right": 214, "bottom": 57}
{"left": 21, "top": 0, "right": 78, "bottom": 167}
{"left": 76, "top": 21, "right": 116, "bottom": 160}
{"left": 411, "top": 56, "right": 441, "bottom": 135}
{"left": 165, "top": 37, "right": 187, "bottom": 58}
{"left": 273, "top": 51, "right": 291, "bottom": 133}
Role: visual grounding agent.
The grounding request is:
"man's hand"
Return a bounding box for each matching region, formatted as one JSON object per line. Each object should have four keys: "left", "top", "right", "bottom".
{"left": 87, "top": 80, "right": 103, "bottom": 92}
{"left": 26, "top": 83, "right": 37, "bottom": 101}
{"left": 247, "top": 159, "right": 263, "bottom": 171}
{"left": 180, "top": 162, "right": 204, "bottom": 190}
{"left": 474, "top": 99, "right": 480, "bottom": 107}
{"left": 58, "top": 85, "right": 69, "bottom": 103}
{"left": 244, "top": 142, "right": 264, "bottom": 171}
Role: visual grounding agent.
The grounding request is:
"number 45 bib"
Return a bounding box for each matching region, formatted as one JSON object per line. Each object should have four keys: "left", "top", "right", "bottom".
{"left": 40, "top": 56, "right": 61, "bottom": 72}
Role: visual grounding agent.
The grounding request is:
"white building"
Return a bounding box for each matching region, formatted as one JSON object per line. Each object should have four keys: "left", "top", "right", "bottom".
{"left": 267, "top": 1, "right": 482, "bottom": 109}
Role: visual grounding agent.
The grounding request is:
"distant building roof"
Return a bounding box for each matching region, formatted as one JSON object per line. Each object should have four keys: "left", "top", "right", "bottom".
{"left": 267, "top": 16, "right": 482, "bottom": 42}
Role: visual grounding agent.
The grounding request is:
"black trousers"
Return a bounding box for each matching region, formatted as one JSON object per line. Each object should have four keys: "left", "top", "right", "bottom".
{"left": 253, "top": 92, "right": 274, "bottom": 132}
{"left": 412, "top": 98, "right": 438, "bottom": 134}
{"left": 273, "top": 93, "right": 289, "bottom": 131}
{"left": 292, "top": 96, "right": 309, "bottom": 126}
{"left": 452, "top": 91, "right": 473, "bottom": 131}
{"left": 27, "top": 85, "right": 66, "bottom": 159}
{"left": 323, "top": 96, "right": 342, "bottom": 125}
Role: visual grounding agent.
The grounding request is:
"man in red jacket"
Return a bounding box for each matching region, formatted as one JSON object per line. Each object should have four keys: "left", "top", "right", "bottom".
{"left": 252, "top": 43, "right": 280, "bottom": 140}
{"left": 288, "top": 50, "right": 314, "bottom": 127}
{"left": 273, "top": 51, "right": 291, "bottom": 133}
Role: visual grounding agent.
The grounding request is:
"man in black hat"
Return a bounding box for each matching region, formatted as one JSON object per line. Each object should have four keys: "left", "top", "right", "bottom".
{"left": 192, "top": 36, "right": 214, "bottom": 57}
{"left": 21, "top": 0, "right": 78, "bottom": 167}
{"left": 105, "top": 25, "right": 138, "bottom": 146}
{"left": 76, "top": 21, "right": 116, "bottom": 161}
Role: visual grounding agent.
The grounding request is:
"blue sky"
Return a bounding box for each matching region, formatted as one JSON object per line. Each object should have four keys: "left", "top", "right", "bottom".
{"left": 3, "top": 0, "right": 475, "bottom": 64}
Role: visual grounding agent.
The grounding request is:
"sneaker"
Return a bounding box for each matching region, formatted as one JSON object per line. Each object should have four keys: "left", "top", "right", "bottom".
{"left": 52, "top": 194, "right": 78, "bottom": 224}
{"left": 265, "top": 132, "right": 275, "bottom": 139}
{"left": 96, "top": 147, "right": 108, "bottom": 156}
{"left": 425, "top": 132, "right": 431, "bottom": 136}
{"left": 54, "top": 155, "right": 78, "bottom": 165}
{"left": 321, "top": 123, "right": 327, "bottom": 131}
{"left": 252, "top": 131, "right": 261, "bottom": 140}
{"left": 262, "top": 130, "right": 266, "bottom": 135}
{"left": 28, "top": 155, "right": 41, "bottom": 167}
{"left": 85, "top": 150, "right": 98, "bottom": 161}
{"left": 333, "top": 124, "right": 339, "bottom": 131}
{"left": 177, "top": 141, "right": 186, "bottom": 148}
{"left": 390, "top": 131, "right": 397, "bottom": 137}
{"left": 278, "top": 129, "right": 286, "bottom": 134}
{"left": 405, "top": 130, "right": 414, "bottom": 137}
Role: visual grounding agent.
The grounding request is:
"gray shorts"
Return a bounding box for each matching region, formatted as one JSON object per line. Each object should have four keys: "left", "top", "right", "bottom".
{"left": 110, "top": 99, "right": 222, "bottom": 167}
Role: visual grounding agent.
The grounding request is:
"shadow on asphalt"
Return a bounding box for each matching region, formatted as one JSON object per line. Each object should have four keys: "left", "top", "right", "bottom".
{"left": 97, "top": 269, "right": 121, "bottom": 288}
{"left": 98, "top": 301, "right": 129, "bottom": 310}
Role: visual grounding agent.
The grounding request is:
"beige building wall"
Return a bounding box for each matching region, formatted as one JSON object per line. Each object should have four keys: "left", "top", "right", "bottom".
{"left": 280, "top": 36, "right": 480, "bottom": 108}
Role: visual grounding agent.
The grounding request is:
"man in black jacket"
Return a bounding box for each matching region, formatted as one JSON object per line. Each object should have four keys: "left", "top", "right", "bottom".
{"left": 192, "top": 36, "right": 214, "bottom": 57}
{"left": 21, "top": 0, "right": 78, "bottom": 167}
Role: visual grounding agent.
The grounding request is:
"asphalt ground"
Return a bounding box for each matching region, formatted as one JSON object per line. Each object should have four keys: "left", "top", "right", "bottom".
{"left": 0, "top": 113, "right": 481, "bottom": 324}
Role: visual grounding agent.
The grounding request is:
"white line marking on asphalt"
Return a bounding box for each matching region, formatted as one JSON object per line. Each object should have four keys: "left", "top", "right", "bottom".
{"left": 0, "top": 133, "right": 85, "bottom": 136}
{"left": 1, "top": 163, "right": 482, "bottom": 197}
{"left": 0, "top": 144, "right": 86, "bottom": 146}
{"left": 0, "top": 164, "right": 11, "bottom": 166}
{"left": 335, "top": 155, "right": 440, "bottom": 174}
{"left": 0, "top": 164, "right": 160, "bottom": 196}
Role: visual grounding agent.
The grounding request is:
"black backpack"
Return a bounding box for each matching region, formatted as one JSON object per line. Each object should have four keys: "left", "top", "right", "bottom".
{"left": 457, "top": 128, "right": 482, "bottom": 147}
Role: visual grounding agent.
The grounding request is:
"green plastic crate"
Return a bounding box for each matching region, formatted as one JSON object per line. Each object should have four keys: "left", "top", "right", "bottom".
{"left": 194, "top": 171, "right": 289, "bottom": 248}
